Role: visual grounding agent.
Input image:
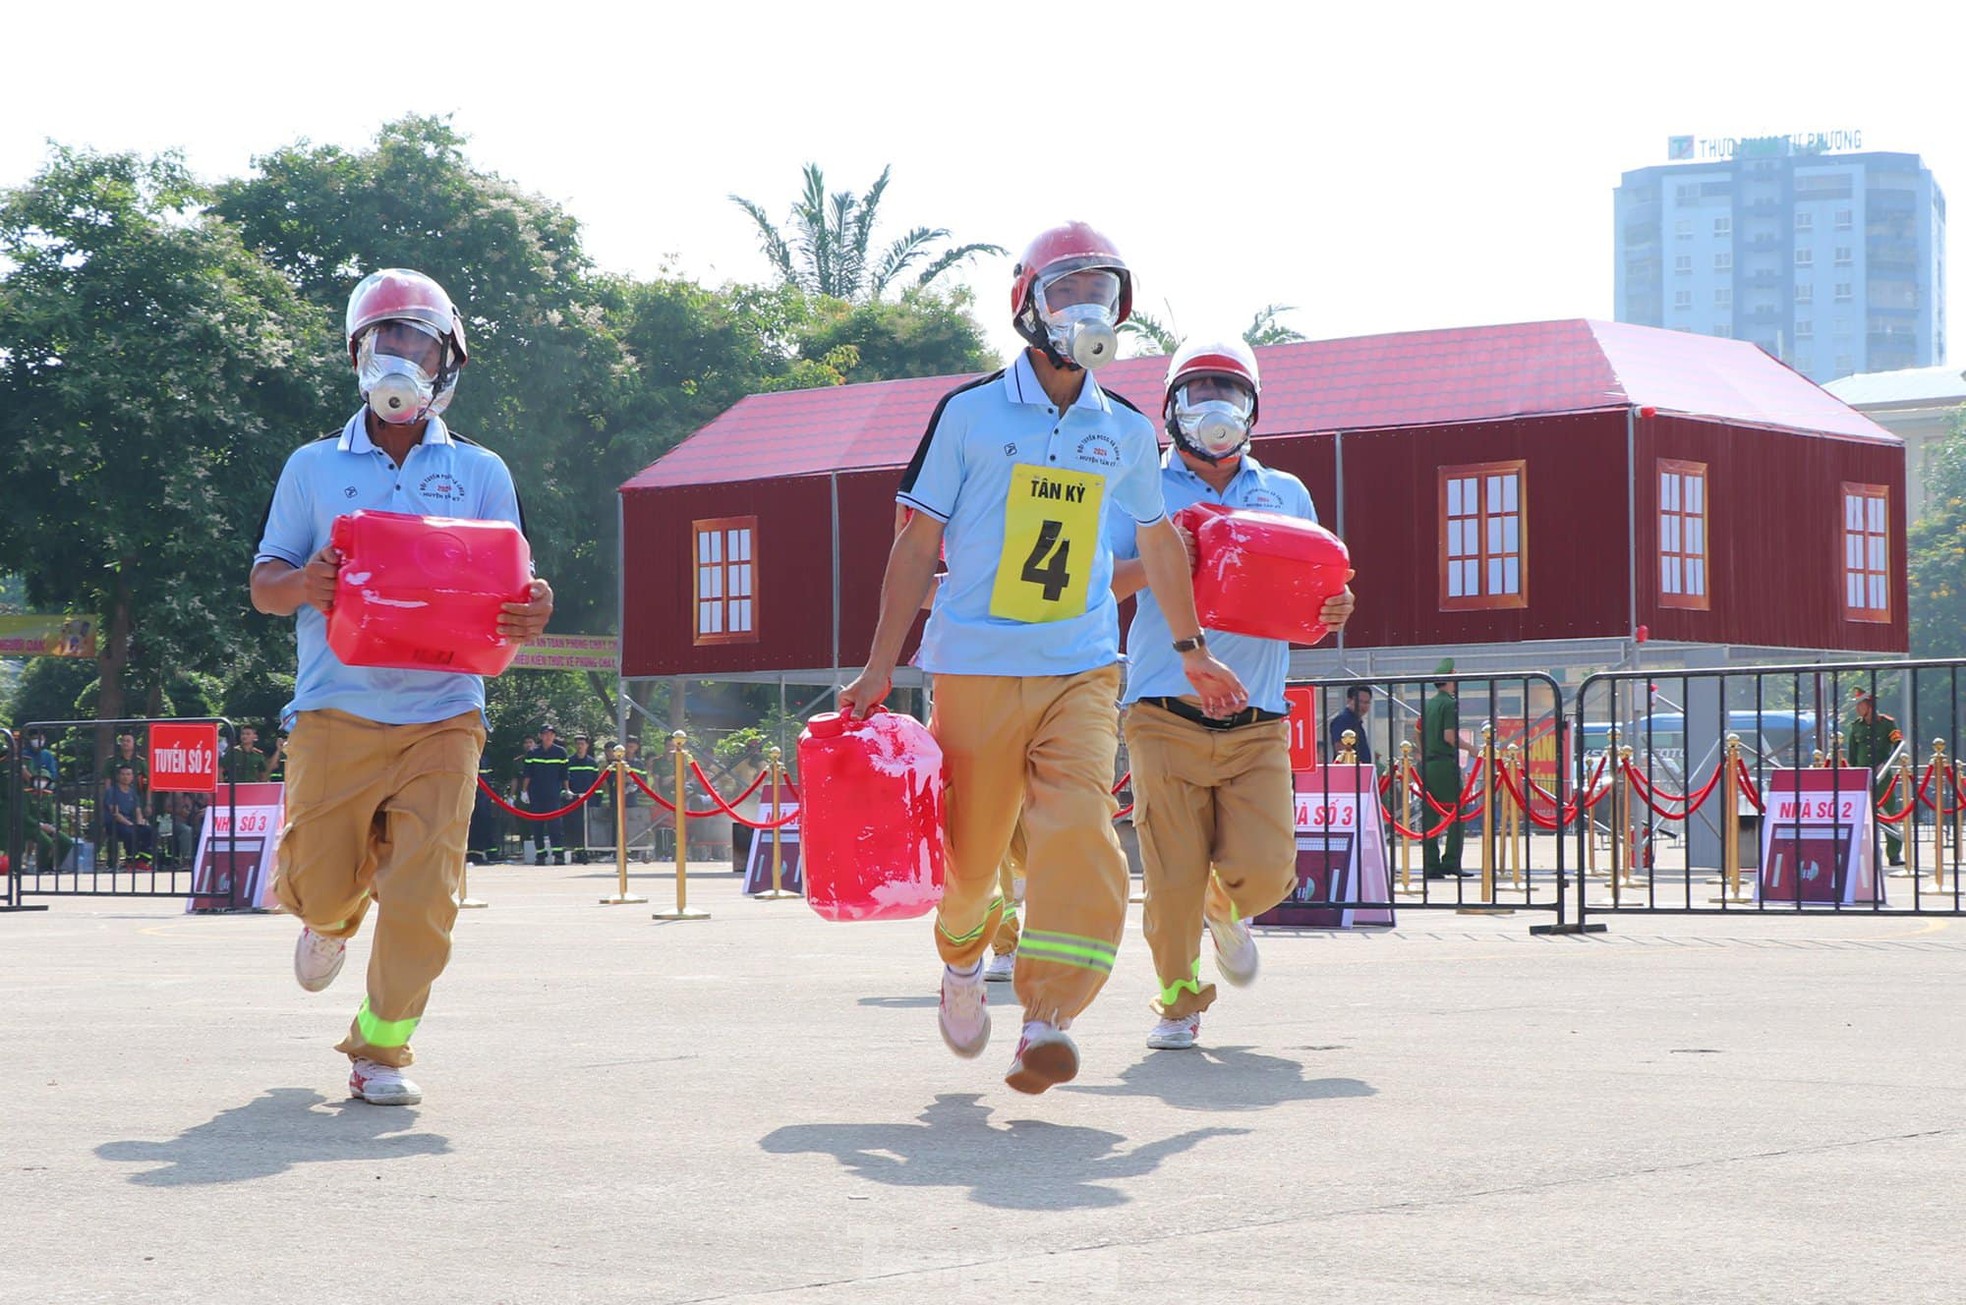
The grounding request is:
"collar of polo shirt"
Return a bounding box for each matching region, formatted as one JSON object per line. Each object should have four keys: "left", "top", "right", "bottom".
{"left": 337, "top": 412, "right": 455, "bottom": 454}
{"left": 1001, "top": 351, "right": 1113, "bottom": 415}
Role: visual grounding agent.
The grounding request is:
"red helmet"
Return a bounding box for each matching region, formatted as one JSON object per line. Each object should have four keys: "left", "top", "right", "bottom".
{"left": 1010, "top": 222, "right": 1134, "bottom": 326}
{"left": 345, "top": 268, "right": 469, "bottom": 368}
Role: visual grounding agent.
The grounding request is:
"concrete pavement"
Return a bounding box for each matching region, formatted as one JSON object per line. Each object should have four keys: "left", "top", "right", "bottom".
{"left": 3, "top": 863, "right": 1963, "bottom": 1304}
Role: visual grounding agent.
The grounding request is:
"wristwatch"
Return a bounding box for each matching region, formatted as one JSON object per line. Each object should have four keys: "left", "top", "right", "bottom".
{"left": 1172, "top": 633, "right": 1208, "bottom": 654}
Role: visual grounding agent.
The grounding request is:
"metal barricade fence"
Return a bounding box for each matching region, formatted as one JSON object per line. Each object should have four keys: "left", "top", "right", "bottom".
{"left": 1273, "top": 673, "right": 1576, "bottom": 932}
{"left": 1572, "top": 660, "right": 1966, "bottom": 924}
{"left": 7, "top": 717, "right": 245, "bottom": 907}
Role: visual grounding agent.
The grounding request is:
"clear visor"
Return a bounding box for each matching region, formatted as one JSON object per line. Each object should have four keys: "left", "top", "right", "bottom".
{"left": 1036, "top": 267, "right": 1122, "bottom": 319}
{"left": 360, "top": 319, "right": 446, "bottom": 379}
{"left": 1175, "top": 375, "right": 1256, "bottom": 419}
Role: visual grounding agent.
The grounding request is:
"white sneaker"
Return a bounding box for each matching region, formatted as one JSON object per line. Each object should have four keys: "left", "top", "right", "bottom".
{"left": 982, "top": 951, "right": 1016, "bottom": 983}
{"left": 1147, "top": 1014, "right": 1201, "bottom": 1050}
{"left": 293, "top": 926, "right": 347, "bottom": 993}
{"left": 1208, "top": 913, "right": 1260, "bottom": 988}
{"left": 348, "top": 1059, "right": 422, "bottom": 1106}
{"left": 938, "top": 961, "right": 990, "bottom": 1059}
{"left": 1005, "top": 1020, "right": 1079, "bottom": 1094}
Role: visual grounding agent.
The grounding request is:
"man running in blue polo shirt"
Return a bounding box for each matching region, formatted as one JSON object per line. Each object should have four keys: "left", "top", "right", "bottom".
{"left": 839, "top": 223, "right": 1247, "bottom": 1095}
{"left": 251, "top": 268, "right": 554, "bottom": 1106}
{"left": 1112, "top": 338, "right": 1354, "bottom": 1052}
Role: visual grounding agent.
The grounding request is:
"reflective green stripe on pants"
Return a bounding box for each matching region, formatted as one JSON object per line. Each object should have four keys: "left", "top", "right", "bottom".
{"left": 355, "top": 998, "right": 420, "bottom": 1049}
{"left": 1019, "top": 928, "right": 1117, "bottom": 975}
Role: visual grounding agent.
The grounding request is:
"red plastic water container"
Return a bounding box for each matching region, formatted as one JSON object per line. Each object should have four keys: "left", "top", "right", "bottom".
{"left": 797, "top": 706, "right": 946, "bottom": 921}
{"left": 1174, "top": 502, "right": 1351, "bottom": 646}
{"left": 327, "top": 510, "right": 532, "bottom": 676}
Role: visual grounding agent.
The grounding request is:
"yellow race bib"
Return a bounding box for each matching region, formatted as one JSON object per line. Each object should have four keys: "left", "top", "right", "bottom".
{"left": 989, "top": 464, "right": 1106, "bottom": 623}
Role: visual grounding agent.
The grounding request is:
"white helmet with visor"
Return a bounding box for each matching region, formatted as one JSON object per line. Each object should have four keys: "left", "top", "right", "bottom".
{"left": 1164, "top": 337, "right": 1260, "bottom": 463}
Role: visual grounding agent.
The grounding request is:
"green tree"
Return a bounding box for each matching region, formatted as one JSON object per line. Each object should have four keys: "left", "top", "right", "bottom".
{"left": 1907, "top": 407, "right": 1966, "bottom": 658}
{"left": 1120, "top": 302, "right": 1306, "bottom": 357}
{"left": 794, "top": 287, "right": 995, "bottom": 383}
{"left": 731, "top": 164, "right": 1003, "bottom": 303}
{"left": 0, "top": 146, "right": 342, "bottom": 727}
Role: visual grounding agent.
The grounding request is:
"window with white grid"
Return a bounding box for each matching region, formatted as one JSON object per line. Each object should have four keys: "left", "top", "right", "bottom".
{"left": 1840, "top": 485, "right": 1890, "bottom": 623}
{"left": 1439, "top": 461, "right": 1526, "bottom": 611}
{"left": 692, "top": 516, "right": 759, "bottom": 645}
{"left": 1658, "top": 460, "right": 1709, "bottom": 610}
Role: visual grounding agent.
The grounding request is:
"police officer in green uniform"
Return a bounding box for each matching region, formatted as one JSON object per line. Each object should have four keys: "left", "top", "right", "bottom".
{"left": 223, "top": 725, "right": 272, "bottom": 784}
{"left": 565, "top": 732, "right": 602, "bottom": 863}
{"left": 1417, "top": 659, "right": 1469, "bottom": 878}
{"left": 1845, "top": 688, "right": 1905, "bottom": 866}
{"left": 24, "top": 774, "right": 73, "bottom": 872}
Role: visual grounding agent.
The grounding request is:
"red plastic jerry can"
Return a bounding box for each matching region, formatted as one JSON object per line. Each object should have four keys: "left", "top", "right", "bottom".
{"left": 797, "top": 706, "right": 946, "bottom": 921}
{"left": 1173, "top": 502, "right": 1351, "bottom": 646}
{"left": 327, "top": 509, "right": 533, "bottom": 676}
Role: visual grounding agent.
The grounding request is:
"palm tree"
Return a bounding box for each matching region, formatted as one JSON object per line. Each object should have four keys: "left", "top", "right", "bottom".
{"left": 1119, "top": 301, "right": 1307, "bottom": 357}
{"left": 731, "top": 164, "right": 1004, "bottom": 303}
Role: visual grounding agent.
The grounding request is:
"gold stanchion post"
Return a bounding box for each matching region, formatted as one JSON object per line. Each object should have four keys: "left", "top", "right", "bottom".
{"left": 1713, "top": 734, "right": 1754, "bottom": 904}
{"left": 1397, "top": 741, "right": 1418, "bottom": 896}
{"left": 753, "top": 746, "right": 799, "bottom": 900}
{"left": 458, "top": 856, "right": 488, "bottom": 909}
{"left": 1933, "top": 740, "right": 1948, "bottom": 892}
{"left": 1339, "top": 729, "right": 1358, "bottom": 765}
{"left": 1460, "top": 724, "right": 1512, "bottom": 915}
{"left": 653, "top": 730, "right": 710, "bottom": 921}
{"left": 1505, "top": 743, "right": 1524, "bottom": 891}
{"left": 600, "top": 745, "right": 646, "bottom": 905}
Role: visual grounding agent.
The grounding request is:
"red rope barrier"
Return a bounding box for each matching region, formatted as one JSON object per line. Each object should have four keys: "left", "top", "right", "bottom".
{"left": 1620, "top": 757, "right": 1727, "bottom": 819}
{"left": 1114, "top": 803, "right": 1134, "bottom": 820}
{"left": 1735, "top": 760, "right": 1764, "bottom": 814}
{"left": 687, "top": 759, "right": 800, "bottom": 830}
{"left": 476, "top": 771, "right": 610, "bottom": 822}
{"left": 628, "top": 767, "right": 711, "bottom": 817}
{"left": 1493, "top": 766, "right": 1564, "bottom": 829}
{"left": 1413, "top": 757, "right": 1486, "bottom": 818}
{"left": 1112, "top": 772, "right": 1130, "bottom": 796}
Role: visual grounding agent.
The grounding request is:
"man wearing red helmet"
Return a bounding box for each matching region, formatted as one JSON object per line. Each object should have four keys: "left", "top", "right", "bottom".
{"left": 839, "top": 223, "right": 1247, "bottom": 1094}
{"left": 251, "top": 268, "right": 554, "bottom": 1106}
{"left": 1111, "top": 338, "right": 1355, "bottom": 1051}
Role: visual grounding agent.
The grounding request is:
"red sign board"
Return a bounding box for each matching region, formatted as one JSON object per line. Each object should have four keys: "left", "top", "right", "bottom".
{"left": 1284, "top": 686, "right": 1319, "bottom": 772}
{"left": 149, "top": 723, "right": 219, "bottom": 793}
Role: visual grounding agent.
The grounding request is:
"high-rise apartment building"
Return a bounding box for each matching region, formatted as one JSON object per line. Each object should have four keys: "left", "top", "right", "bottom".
{"left": 1615, "top": 138, "right": 1945, "bottom": 383}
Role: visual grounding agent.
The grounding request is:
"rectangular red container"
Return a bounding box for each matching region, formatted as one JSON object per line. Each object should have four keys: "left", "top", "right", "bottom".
{"left": 327, "top": 510, "right": 531, "bottom": 676}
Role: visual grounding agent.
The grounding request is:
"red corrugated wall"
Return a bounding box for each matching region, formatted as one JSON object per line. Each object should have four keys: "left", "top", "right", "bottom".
{"left": 1636, "top": 414, "right": 1907, "bottom": 652}
{"left": 1330, "top": 412, "right": 1633, "bottom": 647}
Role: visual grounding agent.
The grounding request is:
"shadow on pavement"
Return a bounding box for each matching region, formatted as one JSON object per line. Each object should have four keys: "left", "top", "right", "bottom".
{"left": 1057, "top": 1045, "right": 1375, "bottom": 1113}
{"left": 856, "top": 996, "right": 940, "bottom": 1009}
{"left": 96, "top": 1087, "right": 450, "bottom": 1186}
{"left": 759, "top": 1092, "right": 1248, "bottom": 1210}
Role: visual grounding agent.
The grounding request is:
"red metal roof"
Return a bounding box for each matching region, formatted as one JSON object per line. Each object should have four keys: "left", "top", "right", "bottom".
{"left": 623, "top": 318, "right": 1895, "bottom": 490}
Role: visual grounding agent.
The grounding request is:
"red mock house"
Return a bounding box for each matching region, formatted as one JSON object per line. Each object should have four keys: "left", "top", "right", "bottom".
{"left": 618, "top": 319, "right": 1905, "bottom": 690}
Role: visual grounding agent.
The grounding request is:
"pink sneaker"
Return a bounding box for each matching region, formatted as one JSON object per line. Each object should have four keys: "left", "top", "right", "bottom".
{"left": 349, "top": 1059, "right": 422, "bottom": 1106}
{"left": 938, "top": 962, "right": 990, "bottom": 1059}
{"left": 293, "top": 926, "right": 347, "bottom": 993}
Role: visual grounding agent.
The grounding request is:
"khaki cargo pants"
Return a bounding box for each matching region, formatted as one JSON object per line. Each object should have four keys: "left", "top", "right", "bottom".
{"left": 273, "top": 707, "right": 484, "bottom": 1067}
{"left": 1122, "top": 702, "right": 1297, "bottom": 1020}
{"left": 931, "top": 666, "right": 1127, "bottom": 1028}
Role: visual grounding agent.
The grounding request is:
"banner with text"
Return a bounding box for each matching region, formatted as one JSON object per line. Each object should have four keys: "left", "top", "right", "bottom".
{"left": 0, "top": 614, "right": 97, "bottom": 659}
{"left": 1256, "top": 765, "right": 1395, "bottom": 928}
{"left": 741, "top": 799, "right": 802, "bottom": 895}
{"left": 1756, "top": 768, "right": 1882, "bottom": 907}
{"left": 509, "top": 635, "right": 619, "bottom": 672}
{"left": 186, "top": 783, "right": 284, "bottom": 912}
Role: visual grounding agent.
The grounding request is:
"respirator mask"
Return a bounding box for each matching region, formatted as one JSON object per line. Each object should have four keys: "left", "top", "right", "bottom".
{"left": 357, "top": 319, "right": 455, "bottom": 424}
{"left": 1034, "top": 267, "right": 1123, "bottom": 371}
{"left": 1170, "top": 375, "right": 1256, "bottom": 461}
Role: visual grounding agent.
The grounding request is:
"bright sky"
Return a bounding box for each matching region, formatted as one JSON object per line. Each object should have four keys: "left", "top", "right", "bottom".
{"left": 6, "top": 1, "right": 1962, "bottom": 371}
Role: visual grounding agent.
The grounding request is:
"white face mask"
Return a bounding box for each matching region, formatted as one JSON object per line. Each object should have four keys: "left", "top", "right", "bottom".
{"left": 1171, "top": 380, "right": 1256, "bottom": 458}
{"left": 1036, "top": 269, "right": 1123, "bottom": 370}
{"left": 356, "top": 321, "right": 453, "bottom": 424}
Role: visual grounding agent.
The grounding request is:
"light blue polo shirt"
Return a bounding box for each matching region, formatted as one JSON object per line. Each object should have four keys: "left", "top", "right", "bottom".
{"left": 1115, "top": 450, "right": 1319, "bottom": 715}
{"left": 899, "top": 352, "right": 1167, "bottom": 677}
{"left": 255, "top": 412, "right": 526, "bottom": 726}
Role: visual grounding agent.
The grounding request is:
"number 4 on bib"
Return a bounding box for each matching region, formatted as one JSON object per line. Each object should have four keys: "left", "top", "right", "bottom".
{"left": 990, "top": 464, "right": 1105, "bottom": 623}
